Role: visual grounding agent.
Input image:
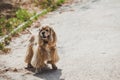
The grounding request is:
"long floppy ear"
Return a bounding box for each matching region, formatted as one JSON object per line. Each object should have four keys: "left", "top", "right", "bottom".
{"left": 38, "top": 28, "right": 43, "bottom": 45}
{"left": 50, "top": 27, "right": 57, "bottom": 43}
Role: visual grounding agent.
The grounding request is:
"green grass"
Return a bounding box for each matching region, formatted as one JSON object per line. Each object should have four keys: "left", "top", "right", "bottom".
{"left": 0, "top": 8, "right": 34, "bottom": 50}
{"left": 0, "top": 9, "right": 33, "bottom": 36}
{"left": 34, "top": 0, "right": 65, "bottom": 11}
{"left": 56, "top": 0, "right": 65, "bottom": 6}
{"left": 0, "top": 42, "right": 4, "bottom": 50}
{"left": 16, "top": 9, "right": 33, "bottom": 21}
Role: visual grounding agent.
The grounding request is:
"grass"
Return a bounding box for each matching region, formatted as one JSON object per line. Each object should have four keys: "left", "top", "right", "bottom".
{"left": 16, "top": 9, "right": 33, "bottom": 21}
{"left": 0, "top": 8, "right": 34, "bottom": 51}
{"left": 0, "top": 42, "right": 4, "bottom": 50}
{"left": 34, "top": 0, "right": 65, "bottom": 11}
{"left": 56, "top": 0, "right": 65, "bottom": 6}
{"left": 0, "top": 8, "right": 33, "bottom": 36}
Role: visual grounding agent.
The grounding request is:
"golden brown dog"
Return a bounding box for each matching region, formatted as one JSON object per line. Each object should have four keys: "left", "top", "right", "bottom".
{"left": 25, "top": 26, "right": 59, "bottom": 73}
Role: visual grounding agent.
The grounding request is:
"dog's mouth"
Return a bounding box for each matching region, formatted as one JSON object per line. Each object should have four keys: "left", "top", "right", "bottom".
{"left": 41, "top": 35, "right": 49, "bottom": 40}
{"left": 41, "top": 35, "right": 49, "bottom": 44}
{"left": 42, "top": 35, "right": 47, "bottom": 38}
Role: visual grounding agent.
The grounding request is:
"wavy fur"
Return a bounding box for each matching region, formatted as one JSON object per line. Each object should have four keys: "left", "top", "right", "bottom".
{"left": 25, "top": 26, "right": 59, "bottom": 73}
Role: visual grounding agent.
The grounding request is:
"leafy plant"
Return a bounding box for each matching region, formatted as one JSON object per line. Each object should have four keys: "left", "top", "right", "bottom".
{"left": 0, "top": 26, "right": 3, "bottom": 36}
{"left": 16, "top": 9, "right": 33, "bottom": 21}
{"left": 35, "top": 0, "right": 65, "bottom": 11}
{"left": 0, "top": 17, "right": 7, "bottom": 36}
{"left": 56, "top": 0, "right": 65, "bottom": 6}
{"left": 22, "top": 20, "right": 33, "bottom": 30}
{"left": 0, "top": 17, "right": 5, "bottom": 24}
{"left": 8, "top": 18, "right": 22, "bottom": 28}
{"left": 4, "top": 37, "right": 12, "bottom": 45}
{"left": 0, "top": 43, "right": 4, "bottom": 50}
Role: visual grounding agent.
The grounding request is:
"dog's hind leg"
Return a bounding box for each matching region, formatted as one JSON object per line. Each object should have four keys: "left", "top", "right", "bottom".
{"left": 25, "top": 44, "right": 34, "bottom": 68}
{"left": 25, "top": 36, "right": 35, "bottom": 68}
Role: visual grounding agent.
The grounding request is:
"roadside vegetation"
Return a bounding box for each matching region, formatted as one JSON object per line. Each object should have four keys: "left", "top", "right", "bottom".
{"left": 0, "top": 0, "right": 65, "bottom": 52}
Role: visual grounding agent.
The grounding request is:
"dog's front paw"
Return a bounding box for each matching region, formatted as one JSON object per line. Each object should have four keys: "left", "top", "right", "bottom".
{"left": 52, "top": 64, "right": 58, "bottom": 70}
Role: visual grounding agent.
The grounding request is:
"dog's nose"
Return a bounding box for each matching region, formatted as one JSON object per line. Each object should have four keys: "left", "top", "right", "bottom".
{"left": 42, "top": 32, "right": 45, "bottom": 34}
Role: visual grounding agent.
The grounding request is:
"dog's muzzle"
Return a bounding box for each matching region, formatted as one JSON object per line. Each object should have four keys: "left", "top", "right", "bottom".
{"left": 40, "top": 31, "right": 49, "bottom": 39}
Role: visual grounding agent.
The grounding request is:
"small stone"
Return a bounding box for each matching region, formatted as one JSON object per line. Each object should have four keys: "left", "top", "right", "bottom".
{"left": 5, "top": 69, "right": 9, "bottom": 72}
{"left": 13, "top": 68, "right": 18, "bottom": 72}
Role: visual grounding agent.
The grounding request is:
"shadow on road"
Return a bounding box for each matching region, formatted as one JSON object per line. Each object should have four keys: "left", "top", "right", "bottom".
{"left": 25, "top": 67, "right": 62, "bottom": 80}
{"left": 34, "top": 69, "right": 62, "bottom": 80}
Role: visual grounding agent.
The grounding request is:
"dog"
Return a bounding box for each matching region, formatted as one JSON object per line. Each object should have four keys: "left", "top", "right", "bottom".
{"left": 25, "top": 26, "right": 59, "bottom": 73}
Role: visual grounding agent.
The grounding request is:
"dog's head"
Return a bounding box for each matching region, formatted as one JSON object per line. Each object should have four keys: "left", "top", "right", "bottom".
{"left": 38, "top": 25, "right": 57, "bottom": 46}
{"left": 39, "top": 26, "right": 51, "bottom": 40}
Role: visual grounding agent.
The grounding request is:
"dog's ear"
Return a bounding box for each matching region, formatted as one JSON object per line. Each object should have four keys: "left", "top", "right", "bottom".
{"left": 38, "top": 28, "right": 43, "bottom": 45}
{"left": 50, "top": 27, "right": 57, "bottom": 43}
{"left": 39, "top": 28, "right": 41, "bottom": 32}
{"left": 39, "top": 27, "right": 42, "bottom": 32}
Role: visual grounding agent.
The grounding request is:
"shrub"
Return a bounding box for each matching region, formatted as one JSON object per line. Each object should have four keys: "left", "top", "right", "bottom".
{"left": 39, "top": 0, "right": 56, "bottom": 9}
{"left": 0, "top": 26, "right": 3, "bottom": 36}
{"left": 56, "top": 0, "right": 65, "bottom": 6}
{"left": 0, "top": 43, "right": 4, "bottom": 50}
{"left": 8, "top": 18, "right": 22, "bottom": 28}
{"left": 4, "top": 37, "right": 12, "bottom": 45}
{"left": 16, "top": 9, "right": 33, "bottom": 21}
{"left": 0, "top": 17, "right": 7, "bottom": 36}
{"left": 34, "top": 0, "right": 65, "bottom": 10}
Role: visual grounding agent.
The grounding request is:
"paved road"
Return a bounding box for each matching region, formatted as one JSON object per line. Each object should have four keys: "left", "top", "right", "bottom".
{"left": 1, "top": 0, "right": 120, "bottom": 80}
{"left": 41, "top": 0, "right": 120, "bottom": 80}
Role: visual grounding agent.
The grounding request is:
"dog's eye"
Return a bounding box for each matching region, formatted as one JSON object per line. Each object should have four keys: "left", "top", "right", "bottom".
{"left": 46, "top": 30, "right": 48, "bottom": 32}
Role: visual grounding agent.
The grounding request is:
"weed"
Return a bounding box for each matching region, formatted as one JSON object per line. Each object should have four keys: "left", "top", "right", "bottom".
{"left": 56, "top": 0, "right": 65, "bottom": 6}
{"left": 0, "top": 42, "right": 4, "bottom": 50}
{"left": 34, "top": 0, "right": 65, "bottom": 10}
{"left": 16, "top": 9, "right": 33, "bottom": 21}
{"left": 4, "top": 37, "right": 12, "bottom": 45}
